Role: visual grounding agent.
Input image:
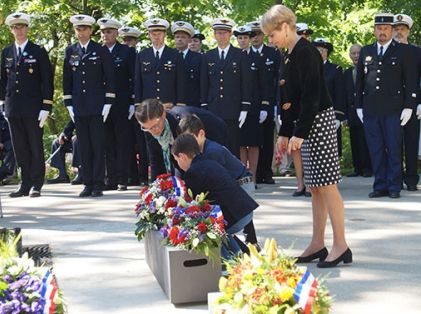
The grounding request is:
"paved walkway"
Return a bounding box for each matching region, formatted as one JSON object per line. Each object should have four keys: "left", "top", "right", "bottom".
{"left": 0, "top": 177, "right": 420, "bottom": 313}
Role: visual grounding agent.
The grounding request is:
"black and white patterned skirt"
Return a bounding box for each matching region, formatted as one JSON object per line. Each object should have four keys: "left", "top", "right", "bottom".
{"left": 301, "top": 107, "right": 341, "bottom": 187}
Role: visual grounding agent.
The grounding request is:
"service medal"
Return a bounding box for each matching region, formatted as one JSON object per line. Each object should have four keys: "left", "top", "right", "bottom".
{"left": 29, "top": 68, "right": 33, "bottom": 74}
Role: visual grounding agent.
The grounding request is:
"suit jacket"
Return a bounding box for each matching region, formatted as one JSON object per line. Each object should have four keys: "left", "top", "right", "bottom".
{"left": 242, "top": 49, "right": 263, "bottom": 115}
{"left": 200, "top": 45, "right": 252, "bottom": 120}
{"left": 324, "top": 60, "right": 346, "bottom": 120}
{"left": 108, "top": 42, "right": 136, "bottom": 115}
{"left": 178, "top": 50, "right": 202, "bottom": 107}
{"left": 145, "top": 106, "right": 228, "bottom": 179}
{"left": 408, "top": 44, "right": 421, "bottom": 105}
{"left": 344, "top": 67, "right": 363, "bottom": 127}
{"left": 185, "top": 154, "right": 258, "bottom": 227}
{"left": 355, "top": 40, "right": 417, "bottom": 116}
{"left": 134, "top": 45, "right": 183, "bottom": 104}
{"left": 63, "top": 40, "right": 115, "bottom": 116}
{"left": 0, "top": 41, "right": 53, "bottom": 118}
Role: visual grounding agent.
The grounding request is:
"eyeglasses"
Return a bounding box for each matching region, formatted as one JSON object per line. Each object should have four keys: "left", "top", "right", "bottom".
{"left": 10, "top": 24, "right": 27, "bottom": 30}
{"left": 140, "top": 117, "right": 162, "bottom": 132}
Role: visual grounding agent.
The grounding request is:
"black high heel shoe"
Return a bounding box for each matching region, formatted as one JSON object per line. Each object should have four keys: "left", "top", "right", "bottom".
{"left": 317, "top": 248, "right": 353, "bottom": 268}
{"left": 295, "top": 247, "right": 328, "bottom": 263}
{"left": 292, "top": 187, "right": 306, "bottom": 197}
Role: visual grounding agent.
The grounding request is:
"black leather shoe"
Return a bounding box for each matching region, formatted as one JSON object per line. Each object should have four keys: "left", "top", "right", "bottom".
{"left": 317, "top": 248, "right": 352, "bottom": 268}
{"left": 47, "top": 176, "right": 70, "bottom": 184}
{"left": 256, "top": 178, "right": 264, "bottom": 184}
{"left": 117, "top": 185, "right": 127, "bottom": 191}
{"left": 368, "top": 190, "right": 388, "bottom": 198}
{"left": 91, "top": 190, "right": 103, "bottom": 197}
{"left": 388, "top": 191, "right": 400, "bottom": 198}
{"left": 407, "top": 185, "right": 417, "bottom": 192}
{"left": 29, "top": 187, "right": 41, "bottom": 198}
{"left": 104, "top": 184, "right": 117, "bottom": 191}
{"left": 296, "top": 247, "right": 328, "bottom": 263}
{"left": 292, "top": 188, "right": 306, "bottom": 197}
{"left": 9, "top": 188, "right": 30, "bottom": 198}
{"left": 362, "top": 171, "right": 372, "bottom": 178}
{"left": 346, "top": 172, "right": 360, "bottom": 177}
{"left": 71, "top": 176, "right": 83, "bottom": 185}
{"left": 264, "top": 177, "right": 275, "bottom": 184}
{"left": 79, "top": 187, "right": 92, "bottom": 197}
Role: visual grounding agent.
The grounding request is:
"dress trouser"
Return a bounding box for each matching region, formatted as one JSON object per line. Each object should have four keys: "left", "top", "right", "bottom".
{"left": 8, "top": 117, "right": 45, "bottom": 191}
{"left": 224, "top": 119, "right": 240, "bottom": 158}
{"left": 0, "top": 141, "right": 16, "bottom": 179}
{"left": 364, "top": 113, "right": 402, "bottom": 193}
{"left": 349, "top": 125, "right": 372, "bottom": 174}
{"left": 74, "top": 115, "right": 105, "bottom": 190}
{"left": 105, "top": 112, "right": 129, "bottom": 186}
{"left": 402, "top": 113, "right": 420, "bottom": 187}
{"left": 50, "top": 138, "right": 72, "bottom": 177}
{"left": 257, "top": 118, "right": 275, "bottom": 180}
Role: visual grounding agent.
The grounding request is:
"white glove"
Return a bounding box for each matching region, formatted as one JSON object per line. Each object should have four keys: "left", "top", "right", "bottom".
{"left": 38, "top": 110, "right": 49, "bottom": 128}
{"left": 278, "top": 115, "right": 282, "bottom": 127}
{"left": 400, "top": 108, "right": 413, "bottom": 126}
{"left": 128, "top": 105, "right": 135, "bottom": 120}
{"left": 335, "top": 119, "right": 340, "bottom": 130}
{"left": 102, "top": 104, "right": 112, "bottom": 122}
{"left": 259, "top": 110, "right": 268, "bottom": 124}
{"left": 238, "top": 111, "right": 248, "bottom": 128}
{"left": 66, "top": 106, "right": 75, "bottom": 122}
{"left": 356, "top": 108, "right": 363, "bottom": 124}
{"left": 417, "top": 104, "right": 421, "bottom": 119}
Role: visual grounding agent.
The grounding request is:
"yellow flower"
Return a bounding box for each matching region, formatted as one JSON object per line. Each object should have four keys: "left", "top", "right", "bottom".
{"left": 279, "top": 284, "right": 294, "bottom": 301}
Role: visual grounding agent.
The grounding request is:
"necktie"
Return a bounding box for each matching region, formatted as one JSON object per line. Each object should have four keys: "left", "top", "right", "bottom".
{"left": 220, "top": 50, "right": 225, "bottom": 61}
{"left": 81, "top": 46, "right": 86, "bottom": 55}
{"left": 18, "top": 47, "right": 22, "bottom": 59}
{"left": 155, "top": 50, "right": 160, "bottom": 60}
{"left": 379, "top": 45, "right": 383, "bottom": 58}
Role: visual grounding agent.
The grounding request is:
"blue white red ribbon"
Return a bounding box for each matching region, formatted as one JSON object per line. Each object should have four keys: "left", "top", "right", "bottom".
{"left": 40, "top": 269, "right": 58, "bottom": 314}
{"left": 293, "top": 268, "right": 318, "bottom": 314}
{"left": 171, "top": 176, "right": 186, "bottom": 196}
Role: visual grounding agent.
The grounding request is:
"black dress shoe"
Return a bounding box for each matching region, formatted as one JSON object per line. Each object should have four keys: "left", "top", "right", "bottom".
{"left": 362, "top": 171, "right": 372, "bottom": 178}
{"left": 71, "top": 176, "right": 83, "bottom": 185}
{"left": 305, "top": 191, "right": 312, "bottom": 197}
{"left": 296, "top": 247, "right": 328, "bottom": 263}
{"left": 91, "top": 190, "right": 103, "bottom": 197}
{"left": 29, "top": 188, "right": 41, "bottom": 198}
{"left": 368, "top": 190, "right": 389, "bottom": 198}
{"left": 292, "top": 188, "right": 306, "bottom": 197}
{"left": 47, "top": 176, "right": 70, "bottom": 184}
{"left": 79, "top": 187, "right": 92, "bottom": 197}
{"left": 256, "top": 178, "right": 264, "bottom": 184}
{"left": 346, "top": 172, "right": 360, "bottom": 177}
{"left": 9, "top": 188, "right": 30, "bottom": 198}
{"left": 117, "top": 184, "right": 127, "bottom": 191}
{"left": 407, "top": 185, "right": 417, "bottom": 192}
{"left": 317, "top": 248, "right": 352, "bottom": 268}
{"left": 264, "top": 177, "right": 275, "bottom": 184}
{"left": 103, "top": 184, "right": 117, "bottom": 191}
{"left": 388, "top": 191, "right": 400, "bottom": 198}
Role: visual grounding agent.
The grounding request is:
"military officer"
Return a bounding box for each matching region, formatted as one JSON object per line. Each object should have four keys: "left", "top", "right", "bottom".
{"left": 200, "top": 18, "right": 252, "bottom": 157}
{"left": 296, "top": 22, "right": 313, "bottom": 40}
{"left": 247, "top": 20, "right": 281, "bottom": 184}
{"left": 344, "top": 44, "right": 372, "bottom": 177}
{"left": 0, "top": 12, "right": 54, "bottom": 197}
{"left": 356, "top": 13, "right": 418, "bottom": 198}
{"left": 118, "top": 26, "right": 141, "bottom": 48}
{"left": 98, "top": 18, "right": 136, "bottom": 191}
{"left": 393, "top": 13, "right": 421, "bottom": 191}
{"left": 171, "top": 21, "right": 202, "bottom": 107}
{"left": 188, "top": 30, "right": 205, "bottom": 54}
{"left": 313, "top": 38, "right": 346, "bottom": 156}
{"left": 134, "top": 17, "right": 183, "bottom": 108}
{"left": 63, "top": 14, "right": 116, "bottom": 197}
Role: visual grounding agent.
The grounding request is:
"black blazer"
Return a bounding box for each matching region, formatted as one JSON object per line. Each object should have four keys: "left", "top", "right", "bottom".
{"left": 63, "top": 40, "right": 115, "bottom": 116}
{"left": 278, "top": 38, "right": 332, "bottom": 139}
{"left": 178, "top": 50, "right": 202, "bottom": 107}
{"left": 324, "top": 60, "right": 346, "bottom": 120}
{"left": 185, "top": 154, "right": 258, "bottom": 227}
{"left": 108, "top": 42, "right": 136, "bottom": 115}
{"left": 242, "top": 49, "right": 263, "bottom": 115}
{"left": 344, "top": 67, "right": 363, "bottom": 127}
{"left": 355, "top": 40, "right": 417, "bottom": 116}
{"left": 0, "top": 41, "right": 53, "bottom": 118}
{"left": 145, "top": 106, "right": 228, "bottom": 179}
{"left": 259, "top": 45, "right": 281, "bottom": 117}
{"left": 200, "top": 45, "right": 252, "bottom": 120}
{"left": 134, "top": 45, "right": 183, "bottom": 105}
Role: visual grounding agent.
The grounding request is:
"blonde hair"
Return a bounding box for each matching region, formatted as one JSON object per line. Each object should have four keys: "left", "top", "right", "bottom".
{"left": 261, "top": 5, "right": 297, "bottom": 35}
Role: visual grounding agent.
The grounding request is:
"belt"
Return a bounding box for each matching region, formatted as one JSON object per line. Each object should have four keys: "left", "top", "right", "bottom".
{"left": 237, "top": 175, "right": 253, "bottom": 186}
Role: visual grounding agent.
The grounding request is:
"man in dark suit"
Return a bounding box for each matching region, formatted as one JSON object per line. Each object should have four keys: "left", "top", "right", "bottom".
{"left": 200, "top": 18, "right": 252, "bottom": 158}
{"left": 248, "top": 21, "right": 281, "bottom": 184}
{"left": 135, "top": 98, "right": 228, "bottom": 180}
{"left": 344, "top": 44, "right": 372, "bottom": 177}
{"left": 171, "top": 21, "right": 202, "bottom": 107}
{"left": 356, "top": 13, "right": 418, "bottom": 199}
{"left": 314, "top": 38, "right": 346, "bottom": 157}
{"left": 63, "top": 14, "right": 116, "bottom": 197}
{"left": 393, "top": 13, "right": 420, "bottom": 191}
{"left": 0, "top": 12, "right": 54, "bottom": 197}
{"left": 98, "top": 18, "right": 136, "bottom": 191}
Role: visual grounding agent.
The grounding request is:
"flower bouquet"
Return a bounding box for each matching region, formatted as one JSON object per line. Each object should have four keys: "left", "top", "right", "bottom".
{"left": 134, "top": 173, "right": 186, "bottom": 240}
{"left": 214, "top": 239, "right": 332, "bottom": 314}
{"left": 160, "top": 192, "right": 227, "bottom": 258}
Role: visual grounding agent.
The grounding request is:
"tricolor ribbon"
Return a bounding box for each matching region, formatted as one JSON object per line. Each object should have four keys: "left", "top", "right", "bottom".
{"left": 40, "top": 269, "right": 58, "bottom": 314}
{"left": 171, "top": 176, "right": 186, "bottom": 196}
{"left": 293, "top": 268, "right": 318, "bottom": 314}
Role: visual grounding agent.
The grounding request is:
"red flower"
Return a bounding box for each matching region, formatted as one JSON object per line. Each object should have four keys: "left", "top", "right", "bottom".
{"left": 172, "top": 217, "right": 181, "bottom": 225}
{"left": 156, "top": 173, "right": 171, "bottom": 180}
{"left": 197, "top": 222, "right": 208, "bottom": 233}
{"left": 186, "top": 205, "right": 201, "bottom": 215}
{"left": 139, "top": 186, "right": 149, "bottom": 196}
{"left": 165, "top": 198, "right": 178, "bottom": 209}
{"left": 169, "top": 226, "right": 179, "bottom": 244}
{"left": 184, "top": 195, "right": 193, "bottom": 202}
{"left": 160, "top": 180, "right": 174, "bottom": 190}
{"left": 144, "top": 193, "right": 153, "bottom": 205}
{"left": 203, "top": 201, "right": 212, "bottom": 212}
